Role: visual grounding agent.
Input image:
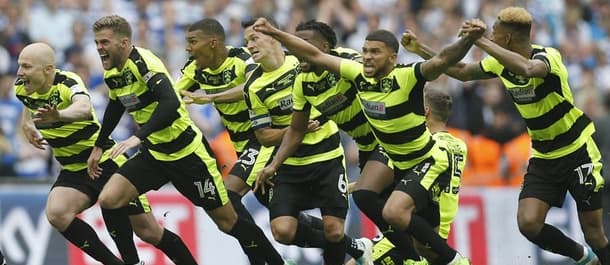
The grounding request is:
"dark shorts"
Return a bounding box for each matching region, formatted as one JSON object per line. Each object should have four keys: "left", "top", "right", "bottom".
{"left": 358, "top": 145, "right": 393, "bottom": 172}
{"left": 268, "top": 156, "right": 349, "bottom": 220}
{"left": 117, "top": 147, "right": 229, "bottom": 210}
{"left": 519, "top": 139, "right": 604, "bottom": 211}
{"left": 229, "top": 141, "right": 275, "bottom": 187}
{"left": 53, "top": 159, "right": 150, "bottom": 215}
{"left": 393, "top": 147, "right": 451, "bottom": 227}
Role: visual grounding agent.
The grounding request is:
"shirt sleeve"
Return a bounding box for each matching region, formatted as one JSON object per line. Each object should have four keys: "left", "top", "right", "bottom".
{"left": 291, "top": 73, "right": 309, "bottom": 112}
{"left": 479, "top": 56, "right": 501, "bottom": 77}
{"left": 339, "top": 59, "right": 363, "bottom": 81}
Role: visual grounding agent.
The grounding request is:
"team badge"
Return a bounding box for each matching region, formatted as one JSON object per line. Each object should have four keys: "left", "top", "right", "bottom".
{"left": 380, "top": 78, "right": 393, "bottom": 92}
{"left": 223, "top": 69, "right": 233, "bottom": 83}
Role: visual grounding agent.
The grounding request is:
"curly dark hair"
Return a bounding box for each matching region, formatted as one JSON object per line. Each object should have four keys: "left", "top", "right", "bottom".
{"left": 295, "top": 20, "right": 337, "bottom": 48}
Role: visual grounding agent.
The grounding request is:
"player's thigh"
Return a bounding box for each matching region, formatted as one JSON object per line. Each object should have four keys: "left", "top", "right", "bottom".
{"left": 46, "top": 186, "right": 92, "bottom": 216}
{"left": 228, "top": 143, "right": 275, "bottom": 189}
{"left": 357, "top": 160, "right": 394, "bottom": 192}
{"left": 168, "top": 150, "right": 230, "bottom": 210}
{"left": 48, "top": 168, "right": 104, "bottom": 215}
{"left": 99, "top": 172, "right": 140, "bottom": 207}
{"left": 316, "top": 156, "right": 349, "bottom": 218}
{"left": 115, "top": 151, "right": 169, "bottom": 197}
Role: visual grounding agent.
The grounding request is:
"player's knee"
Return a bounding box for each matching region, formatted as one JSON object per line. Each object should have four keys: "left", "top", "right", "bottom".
{"left": 323, "top": 226, "right": 344, "bottom": 243}
{"left": 271, "top": 222, "right": 295, "bottom": 244}
{"left": 517, "top": 214, "right": 544, "bottom": 239}
{"left": 45, "top": 207, "right": 75, "bottom": 229}
{"left": 98, "top": 190, "right": 124, "bottom": 209}
{"left": 382, "top": 204, "right": 408, "bottom": 227}
{"left": 323, "top": 218, "right": 344, "bottom": 242}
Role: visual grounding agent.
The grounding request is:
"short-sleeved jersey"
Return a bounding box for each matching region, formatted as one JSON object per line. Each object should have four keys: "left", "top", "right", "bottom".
{"left": 480, "top": 45, "right": 595, "bottom": 159}
{"left": 103, "top": 46, "right": 204, "bottom": 161}
{"left": 293, "top": 47, "right": 377, "bottom": 152}
{"left": 244, "top": 55, "right": 343, "bottom": 166}
{"left": 176, "top": 46, "right": 257, "bottom": 153}
{"left": 433, "top": 131, "right": 467, "bottom": 238}
{"left": 15, "top": 70, "right": 117, "bottom": 171}
{"left": 339, "top": 59, "right": 434, "bottom": 170}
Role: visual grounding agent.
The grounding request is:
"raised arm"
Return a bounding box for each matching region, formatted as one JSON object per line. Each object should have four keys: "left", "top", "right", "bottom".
{"left": 253, "top": 18, "right": 342, "bottom": 74}
{"left": 400, "top": 24, "right": 495, "bottom": 82}
{"left": 419, "top": 19, "right": 487, "bottom": 81}
{"left": 474, "top": 37, "right": 548, "bottom": 78}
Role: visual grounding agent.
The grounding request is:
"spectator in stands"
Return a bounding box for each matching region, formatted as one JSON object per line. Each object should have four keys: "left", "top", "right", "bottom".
{"left": 0, "top": 73, "right": 20, "bottom": 176}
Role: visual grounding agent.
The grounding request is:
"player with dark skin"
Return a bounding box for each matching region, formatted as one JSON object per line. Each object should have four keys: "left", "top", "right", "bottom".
{"left": 252, "top": 18, "right": 484, "bottom": 265}
{"left": 403, "top": 6, "right": 609, "bottom": 265}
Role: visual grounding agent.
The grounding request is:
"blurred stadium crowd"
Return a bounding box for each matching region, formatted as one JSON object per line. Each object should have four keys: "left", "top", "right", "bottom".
{"left": 0, "top": 0, "right": 609, "bottom": 188}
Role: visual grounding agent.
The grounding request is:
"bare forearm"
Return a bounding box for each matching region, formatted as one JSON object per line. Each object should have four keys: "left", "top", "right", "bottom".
{"left": 268, "top": 127, "right": 305, "bottom": 168}
{"left": 423, "top": 37, "right": 474, "bottom": 80}
{"left": 438, "top": 37, "right": 475, "bottom": 67}
{"left": 210, "top": 85, "right": 245, "bottom": 103}
{"left": 269, "top": 30, "right": 322, "bottom": 63}
{"left": 417, "top": 43, "right": 436, "bottom": 60}
{"left": 255, "top": 127, "right": 288, "bottom": 147}
{"left": 475, "top": 38, "right": 531, "bottom": 76}
{"left": 58, "top": 102, "right": 92, "bottom": 122}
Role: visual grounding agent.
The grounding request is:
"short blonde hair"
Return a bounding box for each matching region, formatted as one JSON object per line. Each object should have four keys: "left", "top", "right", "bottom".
{"left": 497, "top": 7, "right": 532, "bottom": 30}
{"left": 92, "top": 15, "right": 132, "bottom": 39}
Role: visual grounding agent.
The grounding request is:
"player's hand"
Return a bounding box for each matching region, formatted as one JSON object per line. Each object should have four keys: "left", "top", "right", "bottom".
{"left": 348, "top": 182, "right": 358, "bottom": 194}
{"left": 254, "top": 164, "right": 277, "bottom": 194}
{"left": 180, "top": 90, "right": 214, "bottom": 105}
{"left": 109, "top": 135, "right": 141, "bottom": 159}
{"left": 400, "top": 30, "right": 421, "bottom": 53}
{"left": 87, "top": 146, "right": 103, "bottom": 179}
{"left": 252, "top": 18, "right": 279, "bottom": 35}
{"left": 306, "top": 119, "right": 321, "bottom": 132}
{"left": 22, "top": 125, "right": 47, "bottom": 150}
{"left": 459, "top": 18, "right": 487, "bottom": 40}
{"left": 32, "top": 104, "right": 60, "bottom": 123}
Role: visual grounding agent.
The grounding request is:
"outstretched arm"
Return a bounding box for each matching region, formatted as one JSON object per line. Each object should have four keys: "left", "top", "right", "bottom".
{"left": 32, "top": 94, "right": 92, "bottom": 123}
{"left": 419, "top": 19, "right": 487, "bottom": 81}
{"left": 475, "top": 37, "right": 548, "bottom": 78}
{"left": 253, "top": 18, "right": 342, "bottom": 74}
{"left": 401, "top": 23, "right": 494, "bottom": 82}
{"left": 180, "top": 84, "right": 245, "bottom": 104}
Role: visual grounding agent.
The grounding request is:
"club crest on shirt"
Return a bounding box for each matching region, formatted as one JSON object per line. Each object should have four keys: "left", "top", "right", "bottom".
{"left": 380, "top": 78, "right": 393, "bottom": 93}
{"left": 105, "top": 70, "right": 137, "bottom": 89}
{"left": 196, "top": 66, "right": 237, "bottom": 86}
